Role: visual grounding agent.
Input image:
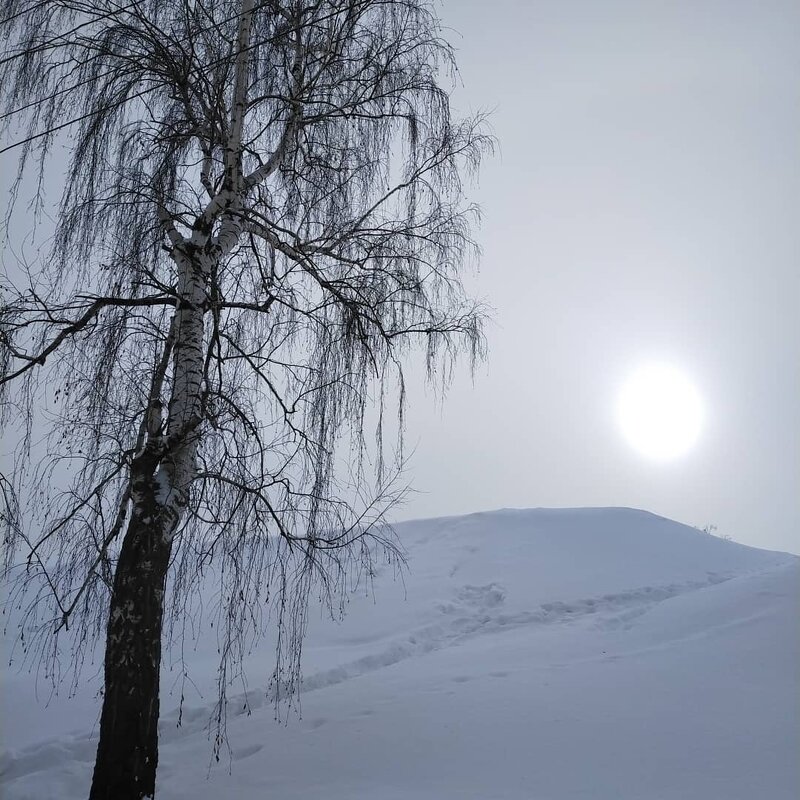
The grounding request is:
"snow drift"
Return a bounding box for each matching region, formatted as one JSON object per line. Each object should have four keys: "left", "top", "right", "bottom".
{"left": 2, "top": 507, "right": 798, "bottom": 799}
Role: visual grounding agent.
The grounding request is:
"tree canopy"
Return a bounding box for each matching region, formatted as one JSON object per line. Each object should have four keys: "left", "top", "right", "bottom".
{"left": 0, "top": 2, "right": 489, "bottom": 796}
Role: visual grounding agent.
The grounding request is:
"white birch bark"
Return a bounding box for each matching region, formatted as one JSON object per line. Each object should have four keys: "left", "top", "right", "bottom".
{"left": 153, "top": 0, "right": 257, "bottom": 540}
{"left": 154, "top": 247, "right": 209, "bottom": 540}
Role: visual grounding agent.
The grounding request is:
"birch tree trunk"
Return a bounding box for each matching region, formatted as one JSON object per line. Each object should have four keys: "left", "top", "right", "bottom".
{"left": 91, "top": 0, "right": 250, "bottom": 784}
{"left": 90, "top": 247, "right": 209, "bottom": 799}
{"left": 89, "top": 492, "right": 173, "bottom": 800}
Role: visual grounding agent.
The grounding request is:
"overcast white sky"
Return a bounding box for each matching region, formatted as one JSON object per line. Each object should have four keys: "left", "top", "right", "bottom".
{"left": 1, "top": 1, "right": 797, "bottom": 554}
{"left": 395, "top": 0, "right": 800, "bottom": 553}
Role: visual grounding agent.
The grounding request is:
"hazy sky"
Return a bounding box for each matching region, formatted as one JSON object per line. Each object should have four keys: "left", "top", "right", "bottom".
{"left": 1, "top": 1, "right": 796, "bottom": 554}
{"left": 395, "top": 0, "right": 800, "bottom": 553}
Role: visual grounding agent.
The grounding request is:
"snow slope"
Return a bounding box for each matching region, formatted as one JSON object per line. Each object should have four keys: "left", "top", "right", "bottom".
{"left": 2, "top": 507, "right": 798, "bottom": 799}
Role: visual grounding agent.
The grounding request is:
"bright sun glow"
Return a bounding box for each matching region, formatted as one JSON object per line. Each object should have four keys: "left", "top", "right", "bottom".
{"left": 617, "top": 364, "right": 704, "bottom": 461}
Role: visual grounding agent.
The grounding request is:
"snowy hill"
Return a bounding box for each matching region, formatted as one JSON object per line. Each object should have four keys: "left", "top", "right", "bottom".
{"left": 2, "top": 507, "right": 799, "bottom": 799}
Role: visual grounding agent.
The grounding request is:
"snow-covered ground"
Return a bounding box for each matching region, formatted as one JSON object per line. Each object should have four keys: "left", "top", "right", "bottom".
{"left": 2, "top": 507, "right": 798, "bottom": 799}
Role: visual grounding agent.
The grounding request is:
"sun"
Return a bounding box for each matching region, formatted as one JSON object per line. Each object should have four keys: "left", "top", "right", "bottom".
{"left": 617, "top": 364, "right": 704, "bottom": 461}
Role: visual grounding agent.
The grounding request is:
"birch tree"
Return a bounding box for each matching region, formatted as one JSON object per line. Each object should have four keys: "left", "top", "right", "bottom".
{"left": 0, "top": 1, "right": 488, "bottom": 798}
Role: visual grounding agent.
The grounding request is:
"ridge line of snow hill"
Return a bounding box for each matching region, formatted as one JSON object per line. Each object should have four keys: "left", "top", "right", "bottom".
{"left": 393, "top": 506, "right": 797, "bottom": 558}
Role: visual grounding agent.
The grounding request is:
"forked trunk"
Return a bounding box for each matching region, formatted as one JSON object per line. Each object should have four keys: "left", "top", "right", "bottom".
{"left": 89, "top": 241, "right": 209, "bottom": 797}
{"left": 89, "top": 488, "right": 174, "bottom": 799}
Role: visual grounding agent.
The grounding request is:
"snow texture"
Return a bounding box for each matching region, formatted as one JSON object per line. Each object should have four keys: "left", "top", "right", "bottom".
{"left": 2, "top": 507, "right": 798, "bottom": 799}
